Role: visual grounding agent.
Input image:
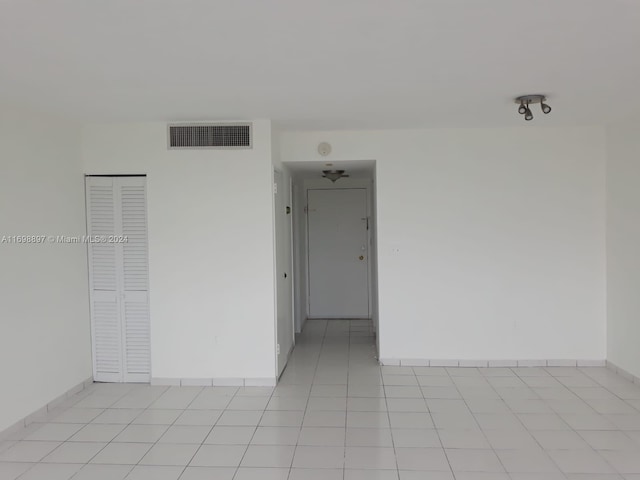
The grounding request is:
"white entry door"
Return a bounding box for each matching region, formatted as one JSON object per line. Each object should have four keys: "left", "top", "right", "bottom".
{"left": 86, "top": 176, "right": 151, "bottom": 383}
{"left": 307, "top": 188, "right": 369, "bottom": 318}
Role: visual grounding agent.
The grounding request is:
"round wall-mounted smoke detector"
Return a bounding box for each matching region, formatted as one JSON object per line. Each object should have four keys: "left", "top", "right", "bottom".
{"left": 317, "top": 142, "right": 332, "bottom": 156}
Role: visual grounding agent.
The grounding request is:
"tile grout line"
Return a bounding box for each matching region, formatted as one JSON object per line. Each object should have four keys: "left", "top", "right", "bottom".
{"left": 442, "top": 367, "right": 510, "bottom": 478}
{"left": 509, "top": 366, "right": 620, "bottom": 477}
{"left": 23, "top": 385, "right": 148, "bottom": 479}
{"left": 18, "top": 388, "right": 162, "bottom": 478}
{"left": 550, "top": 368, "right": 633, "bottom": 475}
{"left": 287, "top": 319, "right": 328, "bottom": 480}
{"left": 107, "top": 385, "right": 173, "bottom": 475}
{"left": 504, "top": 367, "right": 571, "bottom": 477}
{"left": 65, "top": 385, "right": 140, "bottom": 479}
{"left": 228, "top": 382, "right": 276, "bottom": 480}
{"left": 417, "top": 366, "right": 452, "bottom": 480}
{"left": 342, "top": 321, "right": 352, "bottom": 480}
{"left": 98, "top": 385, "right": 170, "bottom": 475}
{"left": 175, "top": 384, "right": 227, "bottom": 479}
{"left": 381, "top": 352, "right": 401, "bottom": 478}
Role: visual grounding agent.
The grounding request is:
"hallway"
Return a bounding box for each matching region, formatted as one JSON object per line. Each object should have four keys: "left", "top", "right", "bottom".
{"left": 3, "top": 320, "right": 640, "bottom": 479}
{"left": 279, "top": 319, "right": 378, "bottom": 388}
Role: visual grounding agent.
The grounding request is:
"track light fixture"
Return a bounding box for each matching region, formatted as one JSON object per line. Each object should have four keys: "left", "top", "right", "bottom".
{"left": 514, "top": 95, "right": 552, "bottom": 121}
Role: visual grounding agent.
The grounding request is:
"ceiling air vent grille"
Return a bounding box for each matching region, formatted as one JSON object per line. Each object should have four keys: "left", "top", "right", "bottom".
{"left": 168, "top": 123, "right": 252, "bottom": 149}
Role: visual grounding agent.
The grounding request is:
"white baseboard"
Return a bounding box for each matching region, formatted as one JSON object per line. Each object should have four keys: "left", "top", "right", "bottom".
{"left": 516, "top": 360, "right": 547, "bottom": 367}
{"left": 487, "top": 360, "right": 518, "bottom": 367}
{"left": 0, "top": 376, "right": 93, "bottom": 441}
{"left": 430, "top": 359, "right": 461, "bottom": 367}
{"left": 245, "top": 378, "right": 278, "bottom": 387}
{"left": 606, "top": 360, "right": 640, "bottom": 385}
{"left": 379, "top": 358, "right": 607, "bottom": 368}
{"left": 151, "top": 377, "right": 277, "bottom": 387}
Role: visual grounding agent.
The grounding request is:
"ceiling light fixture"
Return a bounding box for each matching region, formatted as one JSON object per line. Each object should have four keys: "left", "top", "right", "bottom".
{"left": 514, "top": 94, "right": 552, "bottom": 121}
{"left": 322, "top": 170, "right": 349, "bottom": 183}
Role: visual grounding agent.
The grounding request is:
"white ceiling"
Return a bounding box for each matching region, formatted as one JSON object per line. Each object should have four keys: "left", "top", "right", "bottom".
{"left": 2, "top": 0, "right": 640, "bottom": 129}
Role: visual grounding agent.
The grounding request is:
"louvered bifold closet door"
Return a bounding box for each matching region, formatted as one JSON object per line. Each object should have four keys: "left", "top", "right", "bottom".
{"left": 86, "top": 177, "right": 122, "bottom": 382}
{"left": 117, "top": 177, "right": 150, "bottom": 382}
{"left": 86, "top": 176, "right": 150, "bottom": 383}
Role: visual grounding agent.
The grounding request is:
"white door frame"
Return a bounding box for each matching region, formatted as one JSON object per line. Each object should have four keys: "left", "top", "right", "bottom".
{"left": 273, "top": 168, "right": 295, "bottom": 378}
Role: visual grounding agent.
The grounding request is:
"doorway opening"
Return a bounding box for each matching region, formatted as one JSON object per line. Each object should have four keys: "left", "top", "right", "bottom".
{"left": 272, "top": 160, "right": 379, "bottom": 378}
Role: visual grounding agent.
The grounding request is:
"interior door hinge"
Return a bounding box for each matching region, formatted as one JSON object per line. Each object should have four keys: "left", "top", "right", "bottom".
{"left": 273, "top": 183, "right": 277, "bottom": 194}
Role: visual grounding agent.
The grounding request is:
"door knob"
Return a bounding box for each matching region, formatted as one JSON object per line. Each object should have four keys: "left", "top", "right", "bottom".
{"left": 359, "top": 255, "right": 364, "bottom": 260}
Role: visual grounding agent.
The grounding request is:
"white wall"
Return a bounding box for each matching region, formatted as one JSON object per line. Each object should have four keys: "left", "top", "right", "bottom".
{"left": 280, "top": 127, "right": 607, "bottom": 363}
{"left": 606, "top": 122, "right": 640, "bottom": 377}
{"left": 0, "top": 105, "right": 91, "bottom": 432}
{"left": 82, "top": 120, "right": 277, "bottom": 382}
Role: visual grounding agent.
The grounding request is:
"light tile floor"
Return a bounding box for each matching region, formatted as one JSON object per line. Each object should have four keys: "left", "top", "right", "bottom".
{"left": 3, "top": 319, "right": 640, "bottom": 479}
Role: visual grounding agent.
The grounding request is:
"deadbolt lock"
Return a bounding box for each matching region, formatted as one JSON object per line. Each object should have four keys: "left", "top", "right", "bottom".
{"left": 359, "top": 255, "right": 365, "bottom": 260}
